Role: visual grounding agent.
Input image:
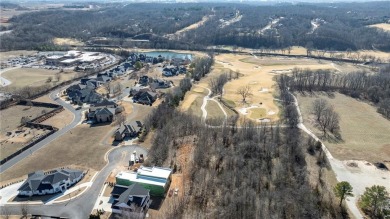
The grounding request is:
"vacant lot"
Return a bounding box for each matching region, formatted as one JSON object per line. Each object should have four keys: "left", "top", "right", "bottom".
{"left": 297, "top": 92, "right": 390, "bottom": 162}
{"left": 0, "top": 127, "right": 50, "bottom": 160}
{"left": 2, "top": 68, "right": 76, "bottom": 88}
{"left": 0, "top": 105, "right": 52, "bottom": 134}
{"left": 40, "top": 109, "right": 74, "bottom": 129}
{"left": 0, "top": 124, "right": 114, "bottom": 182}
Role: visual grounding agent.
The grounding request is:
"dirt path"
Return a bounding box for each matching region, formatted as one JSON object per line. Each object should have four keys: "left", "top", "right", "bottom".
{"left": 196, "top": 85, "right": 227, "bottom": 123}
{"left": 291, "top": 91, "right": 390, "bottom": 219}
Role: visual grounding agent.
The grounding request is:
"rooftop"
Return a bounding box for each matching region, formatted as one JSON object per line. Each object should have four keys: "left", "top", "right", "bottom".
{"left": 116, "top": 166, "right": 172, "bottom": 187}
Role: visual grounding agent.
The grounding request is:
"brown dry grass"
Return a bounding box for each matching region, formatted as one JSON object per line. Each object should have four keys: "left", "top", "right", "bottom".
{"left": 297, "top": 92, "right": 390, "bottom": 163}
{"left": 2, "top": 68, "right": 76, "bottom": 88}
{"left": 205, "top": 100, "right": 224, "bottom": 119}
{"left": 33, "top": 94, "right": 56, "bottom": 103}
{"left": 52, "top": 37, "right": 84, "bottom": 46}
{"left": 0, "top": 128, "right": 50, "bottom": 160}
{"left": 0, "top": 50, "right": 36, "bottom": 61}
{"left": 0, "top": 124, "right": 115, "bottom": 182}
{"left": 216, "top": 54, "right": 368, "bottom": 122}
{"left": 0, "top": 105, "right": 52, "bottom": 134}
{"left": 40, "top": 109, "right": 74, "bottom": 129}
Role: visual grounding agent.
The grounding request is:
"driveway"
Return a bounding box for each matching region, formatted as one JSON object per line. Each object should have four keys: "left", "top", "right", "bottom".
{"left": 0, "top": 144, "right": 148, "bottom": 218}
{"left": 0, "top": 88, "right": 83, "bottom": 174}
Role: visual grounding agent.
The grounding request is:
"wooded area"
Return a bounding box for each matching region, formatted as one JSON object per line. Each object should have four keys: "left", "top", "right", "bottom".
{"left": 1, "top": 2, "right": 390, "bottom": 52}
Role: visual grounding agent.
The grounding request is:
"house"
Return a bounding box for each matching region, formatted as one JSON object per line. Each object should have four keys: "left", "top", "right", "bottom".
{"left": 18, "top": 168, "right": 84, "bottom": 197}
{"left": 150, "top": 78, "right": 171, "bottom": 89}
{"left": 65, "top": 84, "right": 86, "bottom": 94}
{"left": 68, "top": 88, "right": 103, "bottom": 105}
{"left": 133, "top": 90, "right": 157, "bottom": 106}
{"left": 162, "top": 65, "right": 178, "bottom": 77}
{"left": 114, "top": 121, "right": 143, "bottom": 141}
{"left": 138, "top": 76, "right": 149, "bottom": 86}
{"left": 91, "top": 99, "right": 118, "bottom": 109}
{"left": 129, "top": 87, "right": 149, "bottom": 97}
{"left": 111, "top": 183, "right": 151, "bottom": 216}
{"left": 116, "top": 166, "right": 172, "bottom": 197}
{"left": 88, "top": 107, "right": 116, "bottom": 123}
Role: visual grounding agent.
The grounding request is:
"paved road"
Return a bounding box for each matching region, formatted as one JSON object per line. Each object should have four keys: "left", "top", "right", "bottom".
{"left": 0, "top": 89, "right": 82, "bottom": 174}
{"left": 1, "top": 145, "right": 147, "bottom": 218}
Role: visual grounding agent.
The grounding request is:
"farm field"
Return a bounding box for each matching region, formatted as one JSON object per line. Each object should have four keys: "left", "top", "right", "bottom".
{"left": 2, "top": 68, "right": 77, "bottom": 88}
{"left": 0, "top": 123, "right": 114, "bottom": 182}
{"left": 0, "top": 105, "right": 52, "bottom": 134}
{"left": 297, "top": 92, "right": 390, "bottom": 163}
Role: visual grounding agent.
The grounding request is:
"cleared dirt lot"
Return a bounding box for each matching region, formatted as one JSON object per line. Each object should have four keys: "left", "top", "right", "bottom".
{"left": 0, "top": 105, "right": 52, "bottom": 134}
{"left": 368, "top": 23, "right": 390, "bottom": 32}
{"left": 297, "top": 92, "right": 390, "bottom": 163}
{"left": 53, "top": 37, "right": 84, "bottom": 46}
{"left": 0, "top": 124, "right": 114, "bottom": 182}
{"left": 2, "top": 68, "right": 76, "bottom": 88}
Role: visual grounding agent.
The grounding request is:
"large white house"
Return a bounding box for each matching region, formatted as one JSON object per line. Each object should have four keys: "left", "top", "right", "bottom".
{"left": 18, "top": 168, "right": 84, "bottom": 197}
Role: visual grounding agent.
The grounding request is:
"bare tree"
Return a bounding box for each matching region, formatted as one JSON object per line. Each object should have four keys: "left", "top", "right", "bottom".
{"left": 236, "top": 85, "right": 252, "bottom": 103}
{"left": 1, "top": 206, "right": 11, "bottom": 219}
{"left": 312, "top": 99, "right": 328, "bottom": 121}
{"left": 25, "top": 100, "right": 33, "bottom": 109}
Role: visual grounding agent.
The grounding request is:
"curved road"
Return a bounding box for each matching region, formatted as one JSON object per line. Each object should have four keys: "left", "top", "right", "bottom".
{"left": 0, "top": 89, "right": 82, "bottom": 174}
{"left": 2, "top": 145, "right": 148, "bottom": 218}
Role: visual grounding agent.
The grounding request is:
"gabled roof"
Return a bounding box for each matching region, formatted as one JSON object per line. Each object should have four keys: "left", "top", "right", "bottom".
{"left": 92, "top": 99, "right": 116, "bottom": 107}
{"left": 95, "top": 107, "right": 115, "bottom": 116}
{"left": 115, "top": 183, "right": 150, "bottom": 208}
{"left": 18, "top": 168, "right": 83, "bottom": 193}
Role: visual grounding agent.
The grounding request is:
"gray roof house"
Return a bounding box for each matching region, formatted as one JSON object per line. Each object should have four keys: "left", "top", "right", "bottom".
{"left": 114, "top": 121, "right": 143, "bottom": 141}
{"left": 88, "top": 107, "right": 116, "bottom": 123}
{"left": 18, "top": 168, "right": 84, "bottom": 197}
{"left": 111, "top": 183, "right": 151, "bottom": 216}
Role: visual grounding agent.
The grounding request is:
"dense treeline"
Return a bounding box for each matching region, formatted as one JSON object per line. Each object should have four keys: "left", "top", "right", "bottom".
{"left": 283, "top": 65, "right": 390, "bottom": 119}
{"left": 1, "top": 2, "right": 390, "bottom": 52}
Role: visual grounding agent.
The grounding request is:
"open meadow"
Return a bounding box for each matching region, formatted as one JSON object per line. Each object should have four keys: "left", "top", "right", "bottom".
{"left": 2, "top": 68, "right": 77, "bottom": 88}
{"left": 0, "top": 105, "right": 52, "bottom": 134}
{"left": 52, "top": 37, "right": 84, "bottom": 46}
{"left": 0, "top": 123, "right": 114, "bottom": 182}
{"left": 297, "top": 92, "right": 390, "bottom": 163}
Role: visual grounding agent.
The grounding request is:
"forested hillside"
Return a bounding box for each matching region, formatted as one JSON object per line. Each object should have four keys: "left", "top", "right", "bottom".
{"left": 1, "top": 2, "right": 390, "bottom": 51}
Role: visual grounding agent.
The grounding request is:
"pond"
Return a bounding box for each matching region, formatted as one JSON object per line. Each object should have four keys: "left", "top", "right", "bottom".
{"left": 143, "top": 51, "right": 193, "bottom": 60}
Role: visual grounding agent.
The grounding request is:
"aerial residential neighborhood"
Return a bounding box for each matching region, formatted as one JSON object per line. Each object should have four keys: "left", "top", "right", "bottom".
{"left": 1, "top": 1, "right": 390, "bottom": 219}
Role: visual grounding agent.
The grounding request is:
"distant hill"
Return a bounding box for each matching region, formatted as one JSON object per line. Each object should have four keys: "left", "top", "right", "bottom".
{"left": 0, "top": 2, "right": 24, "bottom": 10}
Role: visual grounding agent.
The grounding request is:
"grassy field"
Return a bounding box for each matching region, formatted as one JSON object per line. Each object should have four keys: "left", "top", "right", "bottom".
{"left": 368, "top": 23, "right": 390, "bottom": 32}
{"left": 53, "top": 37, "right": 84, "bottom": 46}
{"left": 2, "top": 68, "right": 77, "bottom": 88}
{"left": 248, "top": 108, "right": 267, "bottom": 119}
{"left": 0, "top": 124, "right": 114, "bottom": 182}
{"left": 297, "top": 92, "right": 390, "bottom": 163}
{"left": 0, "top": 50, "right": 36, "bottom": 61}
{"left": 205, "top": 100, "right": 224, "bottom": 119}
{"left": 0, "top": 105, "right": 52, "bottom": 134}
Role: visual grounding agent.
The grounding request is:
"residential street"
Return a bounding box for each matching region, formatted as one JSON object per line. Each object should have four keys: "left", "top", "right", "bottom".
{"left": 0, "top": 144, "right": 148, "bottom": 218}
{"left": 0, "top": 88, "right": 82, "bottom": 174}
